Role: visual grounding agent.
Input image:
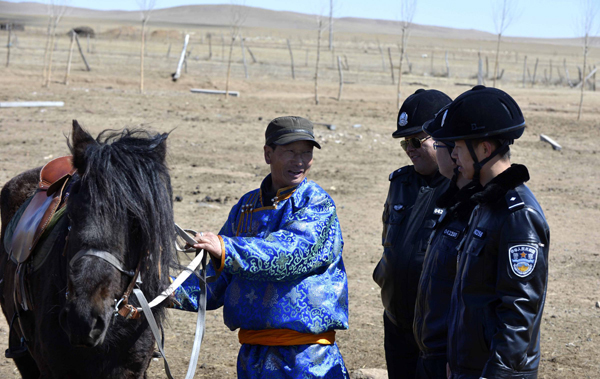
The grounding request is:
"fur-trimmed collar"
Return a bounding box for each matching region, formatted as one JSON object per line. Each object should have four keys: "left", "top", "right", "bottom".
{"left": 471, "top": 164, "right": 530, "bottom": 205}
{"left": 437, "top": 179, "right": 483, "bottom": 221}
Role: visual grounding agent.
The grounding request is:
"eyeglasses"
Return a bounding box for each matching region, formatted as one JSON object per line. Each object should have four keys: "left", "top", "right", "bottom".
{"left": 401, "top": 136, "right": 431, "bottom": 151}
{"left": 433, "top": 142, "right": 453, "bottom": 150}
{"left": 280, "top": 150, "right": 313, "bottom": 161}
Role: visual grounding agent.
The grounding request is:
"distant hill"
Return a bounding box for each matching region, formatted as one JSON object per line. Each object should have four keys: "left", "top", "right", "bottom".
{"left": 0, "top": 1, "right": 585, "bottom": 45}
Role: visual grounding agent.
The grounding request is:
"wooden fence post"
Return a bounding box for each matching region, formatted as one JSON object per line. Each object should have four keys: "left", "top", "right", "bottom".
{"left": 240, "top": 36, "right": 248, "bottom": 79}
{"left": 5, "top": 24, "right": 11, "bottom": 67}
{"left": 207, "top": 33, "right": 212, "bottom": 60}
{"left": 287, "top": 39, "right": 295, "bottom": 80}
{"left": 378, "top": 40, "right": 386, "bottom": 71}
{"left": 172, "top": 34, "right": 189, "bottom": 81}
{"left": 445, "top": 50, "right": 450, "bottom": 78}
{"left": 337, "top": 56, "right": 343, "bottom": 101}
{"left": 564, "top": 59, "right": 574, "bottom": 87}
{"left": 246, "top": 45, "right": 257, "bottom": 63}
{"left": 64, "top": 30, "right": 76, "bottom": 85}
{"left": 522, "top": 56, "right": 527, "bottom": 88}
{"left": 387, "top": 47, "right": 395, "bottom": 84}
{"left": 531, "top": 58, "right": 539, "bottom": 87}
{"left": 221, "top": 33, "right": 225, "bottom": 61}
{"left": 74, "top": 33, "right": 91, "bottom": 71}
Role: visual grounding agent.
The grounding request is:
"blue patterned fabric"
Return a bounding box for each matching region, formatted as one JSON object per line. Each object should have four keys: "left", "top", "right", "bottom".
{"left": 173, "top": 176, "right": 349, "bottom": 378}
{"left": 237, "top": 343, "right": 348, "bottom": 379}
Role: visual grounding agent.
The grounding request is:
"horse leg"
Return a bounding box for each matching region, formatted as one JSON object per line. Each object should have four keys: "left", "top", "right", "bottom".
{"left": 8, "top": 322, "right": 40, "bottom": 379}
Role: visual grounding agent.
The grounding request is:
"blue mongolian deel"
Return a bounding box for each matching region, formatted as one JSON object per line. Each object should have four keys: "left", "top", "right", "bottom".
{"left": 173, "top": 176, "right": 349, "bottom": 378}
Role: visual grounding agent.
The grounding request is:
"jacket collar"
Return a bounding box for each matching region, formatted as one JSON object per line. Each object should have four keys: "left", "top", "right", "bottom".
{"left": 437, "top": 178, "right": 483, "bottom": 221}
{"left": 260, "top": 175, "right": 305, "bottom": 207}
{"left": 470, "top": 164, "right": 530, "bottom": 206}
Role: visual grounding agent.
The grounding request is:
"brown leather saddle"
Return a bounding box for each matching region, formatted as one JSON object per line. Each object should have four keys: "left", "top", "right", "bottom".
{"left": 10, "top": 156, "right": 76, "bottom": 265}
{"left": 7, "top": 156, "right": 76, "bottom": 311}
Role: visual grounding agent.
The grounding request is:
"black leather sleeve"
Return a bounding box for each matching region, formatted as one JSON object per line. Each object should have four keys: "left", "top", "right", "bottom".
{"left": 482, "top": 206, "right": 550, "bottom": 377}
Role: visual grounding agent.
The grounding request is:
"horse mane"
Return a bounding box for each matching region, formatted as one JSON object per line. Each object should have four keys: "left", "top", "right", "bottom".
{"left": 68, "top": 128, "right": 175, "bottom": 311}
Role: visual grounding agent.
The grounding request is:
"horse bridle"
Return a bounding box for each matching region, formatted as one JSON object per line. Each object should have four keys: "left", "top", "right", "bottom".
{"left": 66, "top": 224, "right": 216, "bottom": 379}
{"left": 68, "top": 248, "right": 144, "bottom": 319}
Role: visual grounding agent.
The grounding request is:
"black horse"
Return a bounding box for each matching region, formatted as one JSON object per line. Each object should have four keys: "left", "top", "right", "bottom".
{"left": 0, "top": 121, "right": 176, "bottom": 378}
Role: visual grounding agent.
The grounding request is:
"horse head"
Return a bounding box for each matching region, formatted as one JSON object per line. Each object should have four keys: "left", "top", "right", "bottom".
{"left": 59, "top": 120, "right": 175, "bottom": 348}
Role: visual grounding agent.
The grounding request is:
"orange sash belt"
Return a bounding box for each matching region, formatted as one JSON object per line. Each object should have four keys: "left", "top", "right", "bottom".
{"left": 238, "top": 329, "right": 335, "bottom": 346}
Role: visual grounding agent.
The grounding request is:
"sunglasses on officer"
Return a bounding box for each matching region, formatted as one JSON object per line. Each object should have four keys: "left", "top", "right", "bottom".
{"left": 401, "top": 135, "right": 431, "bottom": 152}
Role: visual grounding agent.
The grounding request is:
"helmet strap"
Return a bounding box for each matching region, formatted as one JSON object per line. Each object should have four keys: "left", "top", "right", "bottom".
{"left": 465, "top": 140, "right": 482, "bottom": 181}
{"left": 466, "top": 139, "right": 511, "bottom": 183}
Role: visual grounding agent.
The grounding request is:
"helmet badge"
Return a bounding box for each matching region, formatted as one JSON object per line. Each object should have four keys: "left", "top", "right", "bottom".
{"left": 398, "top": 112, "right": 408, "bottom": 127}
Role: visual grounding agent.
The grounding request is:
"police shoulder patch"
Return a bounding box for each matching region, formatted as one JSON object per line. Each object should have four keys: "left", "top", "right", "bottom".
{"left": 509, "top": 244, "right": 538, "bottom": 277}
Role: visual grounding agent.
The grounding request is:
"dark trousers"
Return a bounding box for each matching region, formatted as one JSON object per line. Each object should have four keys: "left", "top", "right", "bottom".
{"left": 416, "top": 355, "right": 447, "bottom": 379}
{"left": 383, "top": 312, "right": 420, "bottom": 379}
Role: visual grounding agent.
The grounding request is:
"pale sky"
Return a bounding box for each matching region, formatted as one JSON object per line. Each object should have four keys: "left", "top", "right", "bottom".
{"left": 2, "top": 0, "right": 592, "bottom": 39}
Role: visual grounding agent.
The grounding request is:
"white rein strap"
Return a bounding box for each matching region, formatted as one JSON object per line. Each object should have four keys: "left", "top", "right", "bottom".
{"left": 131, "top": 224, "right": 212, "bottom": 379}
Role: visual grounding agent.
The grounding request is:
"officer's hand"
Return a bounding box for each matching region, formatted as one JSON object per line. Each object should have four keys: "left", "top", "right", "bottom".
{"left": 191, "top": 232, "right": 222, "bottom": 260}
{"left": 446, "top": 363, "right": 451, "bottom": 379}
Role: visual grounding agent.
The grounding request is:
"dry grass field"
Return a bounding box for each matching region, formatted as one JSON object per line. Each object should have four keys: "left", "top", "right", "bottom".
{"left": 0, "top": 6, "right": 599, "bottom": 378}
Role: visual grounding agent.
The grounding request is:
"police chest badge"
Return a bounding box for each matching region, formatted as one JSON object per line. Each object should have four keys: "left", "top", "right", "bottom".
{"left": 398, "top": 112, "right": 408, "bottom": 127}
{"left": 509, "top": 244, "right": 538, "bottom": 277}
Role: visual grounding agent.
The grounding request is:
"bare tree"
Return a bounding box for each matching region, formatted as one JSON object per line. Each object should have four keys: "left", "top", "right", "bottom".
{"left": 396, "top": 0, "right": 417, "bottom": 109}
{"left": 491, "top": 0, "right": 519, "bottom": 87}
{"left": 576, "top": 0, "right": 598, "bottom": 120}
{"left": 328, "top": 0, "right": 340, "bottom": 51}
{"left": 138, "top": 0, "right": 156, "bottom": 94}
{"left": 314, "top": 18, "right": 325, "bottom": 105}
{"left": 42, "top": 0, "right": 69, "bottom": 87}
{"left": 225, "top": 1, "right": 247, "bottom": 99}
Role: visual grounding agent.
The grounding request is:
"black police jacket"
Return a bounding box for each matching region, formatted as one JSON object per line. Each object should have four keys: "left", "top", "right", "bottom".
{"left": 413, "top": 180, "right": 481, "bottom": 359}
{"left": 373, "top": 165, "right": 449, "bottom": 328}
{"left": 447, "top": 164, "right": 550, "bottom": 379}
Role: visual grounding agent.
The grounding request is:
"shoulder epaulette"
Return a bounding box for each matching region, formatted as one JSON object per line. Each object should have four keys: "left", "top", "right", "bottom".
{"left": 505, "top": 190, "right": 525, "bottom": 211}
{"left": 389, "top": 166, "right": 411, "bottom": 181}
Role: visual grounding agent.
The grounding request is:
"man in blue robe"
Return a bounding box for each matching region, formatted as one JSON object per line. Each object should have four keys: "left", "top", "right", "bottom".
{"left": 174, "top": 116, "right": 349, "bottom": 379}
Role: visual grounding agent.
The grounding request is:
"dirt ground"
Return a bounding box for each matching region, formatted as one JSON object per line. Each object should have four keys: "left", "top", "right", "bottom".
{"left": 0, "top": 23, "right": 599, "bottom": 379}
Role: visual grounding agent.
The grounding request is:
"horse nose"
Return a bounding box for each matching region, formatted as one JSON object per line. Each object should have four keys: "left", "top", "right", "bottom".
{"left": 87, "top": 314, "right": 106, "bottom": 344}
{"left": 60, "top": 302, "right": 109, "bottom": 347}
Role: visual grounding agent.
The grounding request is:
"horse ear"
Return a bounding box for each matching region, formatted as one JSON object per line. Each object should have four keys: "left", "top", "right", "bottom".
{"left": 71, "top": 120, "right": 97, "bottom": 173}
{"left": 153, "top": 133, "right": 169, "bottom": 163}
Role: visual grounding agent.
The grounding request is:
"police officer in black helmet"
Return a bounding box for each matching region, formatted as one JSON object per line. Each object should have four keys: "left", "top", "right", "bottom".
{"left": 412, "top": 107, "right": 483, "bottom": 379}
{"left": 373, "top": 89, "right": 451, "bottom": 379}
{"left": 434, "top": 86, "right": 550, "bottom": 379}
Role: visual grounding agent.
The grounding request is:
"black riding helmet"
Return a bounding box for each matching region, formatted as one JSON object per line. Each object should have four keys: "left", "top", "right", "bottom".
{"left": 393, "top": 89, "right": 452, "bottom": 138}
{"left": 422, "top": 104, "right": 454, "bottom": 148}
{"left": 423, "top": 104, "right": 458, "bottom": 180}
{"left": 430, "top": 85, "right": 525, "bottom": 180}
{"left": 432, "top": 85, "right": 525, "bottom": 142}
